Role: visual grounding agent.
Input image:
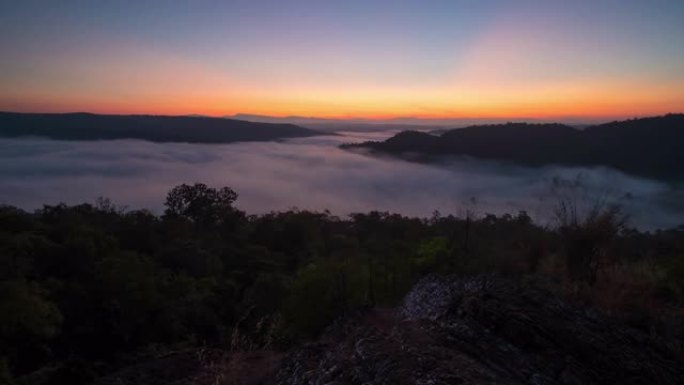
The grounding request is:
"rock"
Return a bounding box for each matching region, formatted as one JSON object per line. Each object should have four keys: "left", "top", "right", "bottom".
{"left": 274, "top": 275, "right": 683, "bottom": 385}
{"left": 89, "top": 276, "right": 684, "bottom": 384}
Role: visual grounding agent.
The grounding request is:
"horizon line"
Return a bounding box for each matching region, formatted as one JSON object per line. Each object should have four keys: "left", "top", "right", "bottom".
{"left": 2, "top": 109, "right": 681, "bottom": 125}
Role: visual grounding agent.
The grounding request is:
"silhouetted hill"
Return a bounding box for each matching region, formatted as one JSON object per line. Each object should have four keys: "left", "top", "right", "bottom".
{"left": 228, "top": 113, "right": 602, "bottom": 127}
{"left": 0, "top": 112, "right": 320, "bottom": 143}
{"left": 344, "top": 114, "right": 684, "bottom": 181}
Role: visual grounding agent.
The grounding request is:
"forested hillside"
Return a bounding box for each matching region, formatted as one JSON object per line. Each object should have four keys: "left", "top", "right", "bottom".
{"left": 1, "top": 184, "right": 683, "bottom": 384}
{"left": 344, "top": 114, "right": 684, "bottom": 181}
{"left": 0, "top": 112, "right": 319, "bottom": 143}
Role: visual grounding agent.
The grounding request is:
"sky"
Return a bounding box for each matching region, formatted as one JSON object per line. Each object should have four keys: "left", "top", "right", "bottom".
{"left": 1, "top": 0, "right": 683, "bottom": 120}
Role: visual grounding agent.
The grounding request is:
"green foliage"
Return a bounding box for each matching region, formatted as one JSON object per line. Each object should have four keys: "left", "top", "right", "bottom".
{"left": 0, "top": 358, "right": 13, "bottom": 385}
{"left": 164, "top": 183, "right": 240, "bottom": 227}
{"left": 0, "top": 184, "right": 680, "bottom": 383}
{"left": 414, "top": 236, "right": 450, "bottom": 273}
{"left": 558, "top": 206, "right": 626, "bottom": 285}
{"left": 660, "top": 254, "right": 684, "bottom": 301}
{"left": 283, "top": 259, "right": 365, "bottom": 337}
{"left": 0, "top": 280, "right": 61, "bottom": 340}
{"left": 0, "top": 280, "right": 62, "bottom": 379}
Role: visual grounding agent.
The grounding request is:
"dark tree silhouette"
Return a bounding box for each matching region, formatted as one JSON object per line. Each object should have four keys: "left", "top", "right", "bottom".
{"left": 164, "top": 183, "right": 239, "bottom": 226}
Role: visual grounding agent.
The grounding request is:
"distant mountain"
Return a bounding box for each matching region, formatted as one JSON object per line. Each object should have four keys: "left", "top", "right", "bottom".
{"left": 343, "top": 114, "right": 684, "bottom": 181}
{"left": 0, "top": 112, "right": 320, "bottom": 143}
{"left": 229, "top": 113, "right": 355, "bottom": 125}
{"left": 227, "top": 113, "right": 599, "bottom": 128}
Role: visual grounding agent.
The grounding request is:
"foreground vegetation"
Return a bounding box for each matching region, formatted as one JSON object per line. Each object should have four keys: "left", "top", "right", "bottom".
{"left": 1, "top": 183, "right": 682, "bottom": 384}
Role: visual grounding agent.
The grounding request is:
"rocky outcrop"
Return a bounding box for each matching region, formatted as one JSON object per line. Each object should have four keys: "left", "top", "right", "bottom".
{"left": 87, "top": 276, "right": 683, "bottom": 384}
{"left": 274, "top": 275, "right": 683, "bottom": 385}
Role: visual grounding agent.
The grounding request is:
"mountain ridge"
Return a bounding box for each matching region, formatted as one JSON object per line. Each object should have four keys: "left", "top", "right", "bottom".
{"left": 0, "top": 112, "right": 320, "bottom": 143}
{"left": 343, "top": 114, "right": 684, "bottom": 181}
{"left": 227, "top": 113, "right": 607, "bottom": 127}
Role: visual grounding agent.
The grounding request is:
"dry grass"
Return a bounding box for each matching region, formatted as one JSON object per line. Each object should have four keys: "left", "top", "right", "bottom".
{"left": 191, "top": 350, "right": 284, "bottom": 385}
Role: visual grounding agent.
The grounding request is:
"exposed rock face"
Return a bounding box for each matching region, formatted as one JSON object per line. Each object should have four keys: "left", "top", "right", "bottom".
{"left": 274, "top": 275, "right": 683, "bottom": 385}
{"left": 88, "top": 276, "right": 683, "bottom": 384}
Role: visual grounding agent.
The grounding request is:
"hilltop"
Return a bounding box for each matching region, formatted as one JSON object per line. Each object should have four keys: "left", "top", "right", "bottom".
{"left": 343, "top": 114, "right": 684, "bottom": 181}
{"left": 0, "top": 112, "right": 320, "bottom": 143}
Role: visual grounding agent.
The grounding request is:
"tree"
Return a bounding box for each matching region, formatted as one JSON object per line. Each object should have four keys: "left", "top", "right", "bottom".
{"left": 164, "top": 183, "right": 240, "bottom": 227}
{"left": 0, "top": 280, "right": 62, "bottom": 376}
{"left": 551, "top": 175, "right": 626, "bottom": 285}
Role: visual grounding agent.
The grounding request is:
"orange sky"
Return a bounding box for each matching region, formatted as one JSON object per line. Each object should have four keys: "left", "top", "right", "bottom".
{"left": 1, "top": 1, "right": 683, "bottom": 120}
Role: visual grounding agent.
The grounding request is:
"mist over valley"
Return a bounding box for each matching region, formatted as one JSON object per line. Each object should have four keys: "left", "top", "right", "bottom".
{"left": 1, "top": 129, "right": 681, "bottom": 230}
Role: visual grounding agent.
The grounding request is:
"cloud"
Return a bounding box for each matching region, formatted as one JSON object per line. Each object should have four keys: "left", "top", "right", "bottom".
{"left": 0, "top": 133, "right": 681, "bottom": 230}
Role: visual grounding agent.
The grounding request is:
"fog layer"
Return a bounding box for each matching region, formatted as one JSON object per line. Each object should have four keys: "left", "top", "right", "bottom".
{"left": 1, "top": 132, "right": 681, "bottom": 229}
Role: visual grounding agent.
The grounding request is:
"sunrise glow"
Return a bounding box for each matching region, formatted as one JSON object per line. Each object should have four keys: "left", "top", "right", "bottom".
{"left": 1, "top": 1, "right": 683, "bottom": 120}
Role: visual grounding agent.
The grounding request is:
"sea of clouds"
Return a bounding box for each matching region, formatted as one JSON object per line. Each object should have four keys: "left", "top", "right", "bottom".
{"left": 1, "top": 131, "right": 682, "bottom": 230}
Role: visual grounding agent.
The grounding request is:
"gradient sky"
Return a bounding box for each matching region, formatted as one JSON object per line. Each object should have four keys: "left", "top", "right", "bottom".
{"left": 1, "top": 0, "right": 683, "bottom": 119}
